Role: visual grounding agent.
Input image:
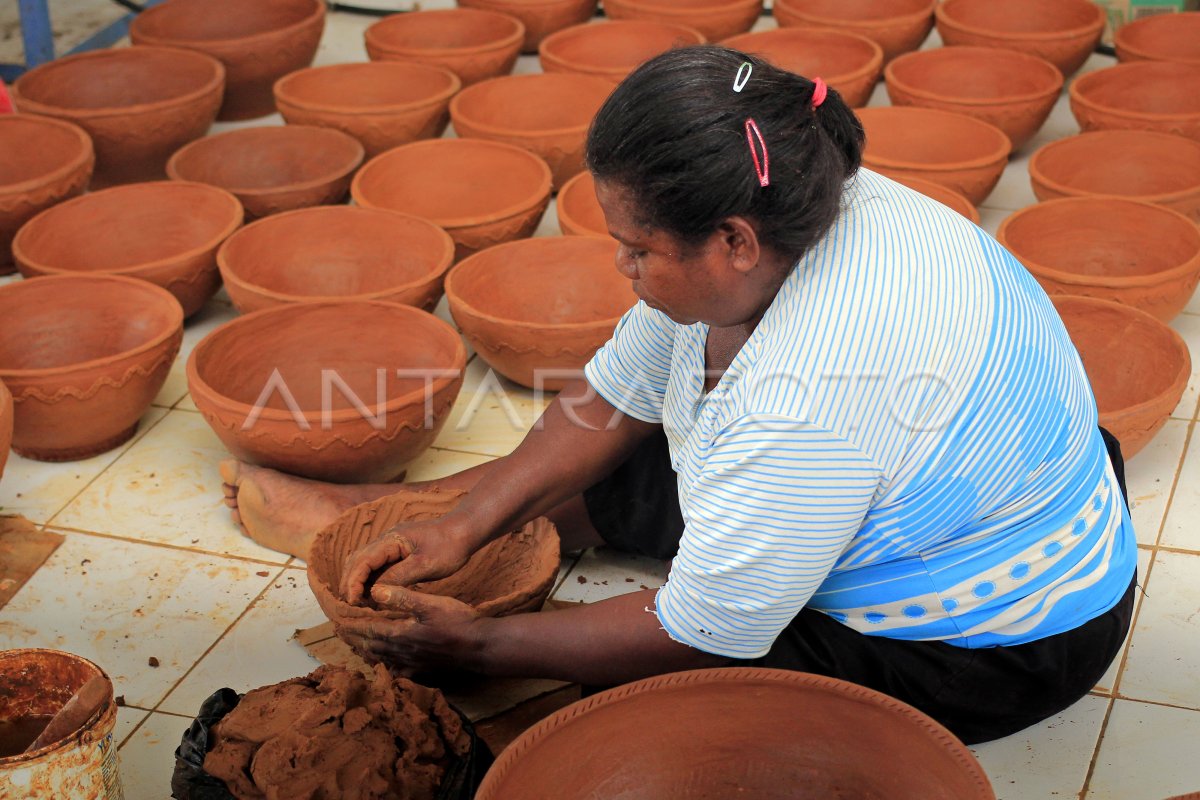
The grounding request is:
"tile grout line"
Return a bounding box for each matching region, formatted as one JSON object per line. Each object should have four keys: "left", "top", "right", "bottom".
{"left": 44, "top": 525, "right": 292, "bottom": 569}
{"left": 1077, "top": 695, "right": 1117, "bottom": 800}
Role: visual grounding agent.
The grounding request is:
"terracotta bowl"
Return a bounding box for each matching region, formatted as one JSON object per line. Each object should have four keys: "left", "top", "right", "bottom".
{"left": 12, "top": 181, "right": 243, "bottom": 318}
{"left": 308, "top": 488, "right": 560, "bottom": 626}
{"left": 601, "top": 0, "right": 762, "bottom": 42}
{"left": 773, "top": 0, "right": 936, "bottom": 65}
{"left": 458, "top": 0, "right": 599, "bottom": 53}
{"left": 187, "top": 301, "right": 467, "bottom": 483}
{"left": 0, "top": 115, "right": 94, "bottom": 275}
{"left": 892, "top": 175, "right": 980, "bottom": 224}
{"left": 449, "top": 73, "right": 612, "bottom": 189}
{"left": 274, "top": 61, "right": 461, "bottom": 158}
{"left": 1069, "top": 61, "right": 1200, "bottom": 143}
{"left": 217, "top": 206, "right": 455, "bottom": 314}
{"left": 855, "top": 106, "right": 1010, "bottom": 206}
{"left": 0, "top": 275, "right": 183, "bottom": 462}
{"left": 884, "top": 46, "right": 1062, "bottom": 152}
{"left": 996, "top": 197, "right": 1200, "bottom": 323}
{"left": 1051, "top": 295, "right": 1190, "bottom": 458}
{"left": 934, "top": 0, "right": 1105, "bottom": 78}
{"left": 556, "top": 170, "right": 609, "bottom": 237}
{"left": 445, "top": 236, "right": 634, "bottom": 390}
{"left": 364, "top": 9, "right": 525, "bottom": 87}
{"left": 722, "top": 28, "right": 883, "bottom": 108}
{"left": 1116, "top": 11, "right": 1200, "bottom": 66}
{"left": 130, "top": 0, "right": 326, "bottom": 120}
{"left": 166, "top": 125, "right": 364, "bottom": 220}
{"left": 538, "top": 20, "right": 706, "bottom": 83}
{"left": 0, "top": 379, "right": 12, "bottom": 482}
{"left": 11, "top": 46, "right": 224, "bottom": 187}
{"left": 351, "top": 138, "right": 552, "bottom": 262}
{"left": 476, "top": 668, "right": 995, "bottom": 800}
{"left": 1029, "top": 130, "right": 1200, "bottom": 224}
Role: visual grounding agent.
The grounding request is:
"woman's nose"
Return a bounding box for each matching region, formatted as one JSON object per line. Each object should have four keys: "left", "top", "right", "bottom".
{"left": 614, "top": 247, "right": 639, "bottom": 280}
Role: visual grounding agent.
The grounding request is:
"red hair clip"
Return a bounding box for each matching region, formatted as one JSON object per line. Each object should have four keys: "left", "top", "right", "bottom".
{"left": 811, "top": 77, "right": 827, "bottom": 109}
{"left": 744, "top": 118, "right": 769, "bottom": 187}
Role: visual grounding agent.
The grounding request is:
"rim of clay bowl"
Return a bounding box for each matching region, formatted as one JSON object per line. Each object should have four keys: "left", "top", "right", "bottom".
{"left": 11, "top": 45, "right": 226, "bottom": 121}
{"left": 0, "top": 274, "right": 183, "bottom": 380}
{"left": 775, "top": 0, "right": 938, "bottom": 30}
{"left": 1069, "top": 61, "right": 1200, "bottom": 123}
{"left": 0, "top": 115, "right": 94, "bottom": 198}
{"left": 365, "top": 8, "right": 526, "bottom": 59}
{"left": 996, "top": 196, "right": 1200, "bottom": 289}
{"left": 1115, "top": 12, "right": 1200, "bottom": 65}
{"left": 449, "top": 73, "right": 614, "bottom": 139}
{"left": 350, "top": 138, "right": 553, "bottom": 229}
{"left": 186, "top": 300, "right": 468, "bottom": 424}
{"left": 556, "top": 171, "right": 608, "bottom": 237}
{"left": 272, "top": 61, "right": 462, "bottom": 117}
{"left": 721, "top": 27, "right": 884, "bottom": 87}
{"left": 131, "top": 0, "right": 326, "bottom": 48}
{"left": 891, "top": 175, "right": 981, "bottom": 224}
{"left": 934, "top": 0, "right": 1105, "bottom": 43}
{"left": 464, "top": 0, "right": 597, "bottom": 10}
{"left": 538, "top": 20, "right": 708, "bottom": 79}
{"left": 1029, "top": 130, "right": 1200, "bottom": 207}
{"left": 606, "top": 0, "right": 763, "bottom": 18}
{"left": 12, "top": 181, "right": 244, "bottom": 279}
{"left": 885, "top": 46, "right": 1063, "bottom": 107}
{"left": 166, "top": 126, "right": 365, "bottom": 199}
{"left": 216, "top": 206, "right": 456, "bottom": 304}
{"left": 856, "top": 106, "right": 1012, "bottom": 170}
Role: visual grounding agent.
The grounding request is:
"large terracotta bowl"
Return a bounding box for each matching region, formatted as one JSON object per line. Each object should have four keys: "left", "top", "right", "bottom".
{"left": 0, "top": 275, "right": 183, "bottom": 462}
{"left": 892, "top": 175, "right": 980, "bottom": 224}
{"left": 1115, "top": 11, "right": 1200, "bottom": 66}
{"left": 997, "top": 197, "right": 1200, "bottom": 323}
{"left": 773, "top": 0, "right": 936, "bottom": 65}
{"left": 0, "top": 115, "right": 93, "bottom": 275}
{"left": 12, "top": 181, "right": 243, "bottom": 318}
{"left": 351, "top": 138, "right": 552, "bottom": 261}
{"left": 130, "top": 0, "right": 326, "bottom": 120}
{"left": 601, "top": 0, "right": 762, "bottom": 42}
{"left": 476, "top": 668, "right": 996, "bottom": 800}
{"left": 884, "top": 46, "right": 1062, "bottom": 151}
{"left": 449, "top": 73, "right": 612, "bottom": 189}
{"left": 1051, "top": 296, "right": 1190, "bottom": 458}
{"left": 538, "top": 20, "right": 706, "bottom": 83}
{"left": 187, "top": 301, "right": 467, "bottom": 483}
{"left": 445, "top": 236, "right": 634, "bottom": 390}
{"left": 459, "top": 0, "right": 599, "bottom": 53}
{"left": 217, "top": 206, "right": 456, "bottom": 314}
{"left": 556, "top": 170, "right": 609, "bottom": 237}
{"left": 11, "top": 46, "right": 224, "bottom": 187}
{"left": 855, "top": 106, "right": 1010, "bottom": 206}
{"left": 308, "top": 488, "right": 560, "bottom": 627}
{"left": 364, "top": 9, "right": 525, "bottom": 87}
{"left": 166, "top": 125, "right": 364, "bottom": 220}
{"left": 1029, "top": 130, "right": 1200, "bottom": 224}
{"left": 0, "top": 379, "right": 12, "bottom": 482}
{"left": 722, "top": 28, "right": 883, "bottom": 108}
{"left": 935, "top": 0, "right": 1105, "bottom": 78}
{"left": 274, "top": 61, "right": 461, "bottom": 158}
{"left": 1069, "top": 61, "right": 1200, "bottom": 143}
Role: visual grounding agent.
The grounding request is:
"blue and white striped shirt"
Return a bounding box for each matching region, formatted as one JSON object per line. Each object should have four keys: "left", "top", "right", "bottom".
{"left": 584, "top": 169, "right": 1137, "bottom": 658}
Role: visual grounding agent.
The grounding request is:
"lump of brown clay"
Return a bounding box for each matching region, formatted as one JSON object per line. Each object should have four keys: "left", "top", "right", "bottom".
{"left": 722, "top": 27, "right": 883, "bottom": 108}
{"left": 601, "top": 0, "right": 762, "bottom": 45}
{"left": 364, "top": 9, "right": 525, "bottom": 87}
{"left": 555, "top": 171, "right": 609, "bottom": 238}
{"left": 773, "top": 0, "right": 936, "bottom": 65}
{"left": 892, "top": 175, "right": 980, "bottom": 224}
{"left": 1116, "top": 11, "right": 1200, "bottom": 66}
{"left": 1069, "top": 61, "right": 1200, "bottom": 143}
{"left": 204, "top": 664, "right": 471, "bottom": 800}
{"left": 458, "top": 0, "right": 598, "bottom": 54}
{"left": 537, "top": 20, "right": 705, "bottom": 84}
{"left": 934, "top": 0, "right": 1105, "bottom": 77}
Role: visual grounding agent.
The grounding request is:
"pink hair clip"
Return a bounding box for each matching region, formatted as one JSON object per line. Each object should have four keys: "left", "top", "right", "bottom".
{"left": 811, "top": 77, "right": 828, "bottom": 109}
{"left": 744, "top": 118, "right": 769, "bottom": 187}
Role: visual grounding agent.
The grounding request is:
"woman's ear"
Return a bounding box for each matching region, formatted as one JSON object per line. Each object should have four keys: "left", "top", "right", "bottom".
{"left": 720, "top": 216, "right": 762, "bottom": 275}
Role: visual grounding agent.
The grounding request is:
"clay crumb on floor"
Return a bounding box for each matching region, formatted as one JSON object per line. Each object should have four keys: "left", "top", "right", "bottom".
{"left": 147, "top": 657, "right": 160, "bottom": 668}
{"left": 256, "top": 571, "right": 269, "bottom": 577}
{"left": 576, "top": 575, "right": 587, "bottom": 584}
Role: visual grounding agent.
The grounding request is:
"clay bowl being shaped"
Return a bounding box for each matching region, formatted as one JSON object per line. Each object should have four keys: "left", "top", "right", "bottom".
{"left": 308, "top": 488, "right": 560, "bottom": 627}
{"left": 458, "top": 0, "right": 599, "bottom": 53}
{"left": 721, "top": 28, "right": 884, "bottom": 108}
{"left": 773, "top": 0, "right": 936, "bottom": 65}
{"left": 934, "top": 0, "right": 1105, "bottom": 78}
{"left": 187, "top": 302, "right": 467, "bottom": 483}
{"left": 538, "top": 20, "right": 706, "bottom": 83}
{"left": 445, "top": 236, "right": 634, "bottom": 390}
{"left": 10, "top": 46, "right": 224, "bottom": 187}
{"left": 556, "top": 170, "right": 609, "bottom": 237}
{"left": 1116, "top": 11, "right": 1200, "bottom": 66}
{"left": 601, "top": 0, "right": 762, "bottom": 42}
{"left": 217, "top": 206, "right": 455, "bottom": 314}
{"left": 1051, "top": 296, "right": 1190, "bottom": 458}
{"left": 892, "top": 175, "right": 980, "bottom": 224}
{"left": 1069, "top": 61, "right": 1200, "bottom": 142}
{"left": 274, "top": 61, "right": 461, "bottom": 158}
{"left": 855, "top": 106, "right": 1010, "bottom": 206}
{"left": 364, "top": 9, "right": 525, "bottom": 87}
{"left": 884, "top": 46, "right": 1063, "bottom": 152}
{"left": 351, "top": 138, "right": 552, "bottom": 262}
{"left": 0, "top": 379, "right": 12, "bottom": 481}
{"left": 166, "top": 125, "right": 364, "bottom": 220}
{"left": 1029, "top": 130, "right": 1200, "bottom": 224}
{"left": 0, "top": 115, "right": 94, "bottom": 275}
{"left": 996, "top": 197, "right": 1200, "bottom": 323}
{"left": 476, "top": 668, "right": 995, "bottom": 800}
{"left": 130, "top": 0, "right": 326, "bottom": 120}
{"left": 0, "top": 275, "right": 183, "bottom": 462}
{"left": 12, "top": 181, "right": 243, "bottom": 318}
{"left": 449, "top": 73, "right": 612, "bottom": 189}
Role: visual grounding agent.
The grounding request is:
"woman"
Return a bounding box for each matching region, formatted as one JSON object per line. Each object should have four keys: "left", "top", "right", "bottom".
{"left": 222, "top": 46, "right": 1135, "bottom": 744}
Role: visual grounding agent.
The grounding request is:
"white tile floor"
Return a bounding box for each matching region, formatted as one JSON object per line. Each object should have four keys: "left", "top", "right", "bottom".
{"left": 2, "top": 6, "right": 1199, "bottom": 800}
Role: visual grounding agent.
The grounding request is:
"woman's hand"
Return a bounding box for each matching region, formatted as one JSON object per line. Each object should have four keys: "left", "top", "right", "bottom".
{"left": 339, "top": 514, "right": 477, "bottom": 606}
{"left": 335, "top": 587, "right": 485, "bottom": 673}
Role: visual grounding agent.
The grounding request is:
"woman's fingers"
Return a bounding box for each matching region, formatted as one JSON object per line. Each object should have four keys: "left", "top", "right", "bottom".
{"left": 339, "top": 533, "right": 410, "bottom": 604}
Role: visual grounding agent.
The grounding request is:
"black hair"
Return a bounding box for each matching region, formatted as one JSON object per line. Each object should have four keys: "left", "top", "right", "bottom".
{"left": 586, "top": 44, "right": 864, "bottom": 266}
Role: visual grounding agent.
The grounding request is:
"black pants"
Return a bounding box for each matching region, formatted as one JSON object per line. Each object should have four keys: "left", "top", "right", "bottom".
{"left": 583, "top": 428, "right": 1136, "bottom": 744}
